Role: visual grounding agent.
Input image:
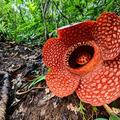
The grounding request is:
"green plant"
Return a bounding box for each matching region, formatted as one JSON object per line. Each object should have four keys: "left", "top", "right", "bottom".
{"left": 28, "top": 75, "right": 45, "bottom": 88}
{"left": 0, "top": 0, "right": 120, "bottom": 45}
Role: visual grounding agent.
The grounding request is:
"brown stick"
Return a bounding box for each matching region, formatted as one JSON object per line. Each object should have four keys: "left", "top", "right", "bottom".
{"left": 16, "top": 87, "right": 44, "bottom": 95}
{"left": 103, "top": 104, "right": 114, "bottom": 115}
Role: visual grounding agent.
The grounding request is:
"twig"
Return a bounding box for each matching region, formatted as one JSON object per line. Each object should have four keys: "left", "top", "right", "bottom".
{"left": 0, "top": 71, "right": 8, "bottom": 75}
{"left": 16, "top": 86, "right": 45, "bottom": 95}
{"left": 103, "top": 104, "right": 114, "bottom": 115}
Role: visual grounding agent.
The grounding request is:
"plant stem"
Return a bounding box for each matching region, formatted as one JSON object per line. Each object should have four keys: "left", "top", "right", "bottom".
{"left": 103, "top": 104, "right": 114, "bottom": 115}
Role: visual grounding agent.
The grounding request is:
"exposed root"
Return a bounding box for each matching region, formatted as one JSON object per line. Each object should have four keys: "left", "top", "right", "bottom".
{"left": 0, "top": 71, "right": 10, "bottom": 120}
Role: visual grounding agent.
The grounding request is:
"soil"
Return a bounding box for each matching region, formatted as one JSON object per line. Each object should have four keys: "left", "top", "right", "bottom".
{"left": 0, "top": 39, "right": 119, "bottom": 120}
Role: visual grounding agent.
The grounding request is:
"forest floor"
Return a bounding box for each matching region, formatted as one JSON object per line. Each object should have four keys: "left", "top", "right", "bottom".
{"left": 0, "top": 40, "right": 120, "bottom": 120}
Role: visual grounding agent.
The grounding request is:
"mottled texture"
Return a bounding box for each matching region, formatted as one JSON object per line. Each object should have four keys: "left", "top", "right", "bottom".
{"left": 76, "top": 55, "right": 120, "bottom": 106}
{"left": 46, "top": 69, "right": 80, "bottom": 97}
{"left": 43, "top": 38, "right": 67, "bottom": 70}
{"left": 42, "top": 12, "right": 120, "bottom": 106}
{"left": 93, "top": 12, "right": 120, "bottom": 60}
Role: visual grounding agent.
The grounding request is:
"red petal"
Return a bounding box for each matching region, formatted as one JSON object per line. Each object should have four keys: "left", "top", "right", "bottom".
{"left": 43, "top": 21, "right": 95, "bottom": 70}
{"left": 58, "top": 21, "right": 95, "bottom": 46}
{"left": 46, "top": 69, "right": 80, "bottom": 97}
{"left": 42, "top": 38, "right": 68, "bottom": 69}
{"left": 93, "top": 12, "right": 120, "bottom": 60}
{"left": 76, "top": 55, "right": 120, "bottom": 106}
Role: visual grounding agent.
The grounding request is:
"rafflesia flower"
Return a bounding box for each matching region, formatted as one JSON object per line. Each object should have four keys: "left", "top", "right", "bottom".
{"left": 42, "top": 12, "right": 120, "bottom": 106}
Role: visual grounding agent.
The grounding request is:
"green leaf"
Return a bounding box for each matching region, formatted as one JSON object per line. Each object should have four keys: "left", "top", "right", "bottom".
{"left": 17, "top": 0, "right": 22, "bottom": 4}
{"left": 95, "top": 118, "right": 108, "bottom": 120}
{"left": 28, "top": 75, "right": 45, "bottom": 88}
{"left": 27, "top": 2, "right": 36, "bottom": 13}
{"left": 109, "top": 114, "right": 120, "bottom": 120}
{"left": 79, "top": 101, "right": 86, "bottom": 115}
{"left": 104, "top": 0, "right": 114, "bottom": 11}
{"left": 92, "top": 106, "right": 98, "bottom": 112}
{"left": 106, "top": 0, "right": 114, "bottom": 3}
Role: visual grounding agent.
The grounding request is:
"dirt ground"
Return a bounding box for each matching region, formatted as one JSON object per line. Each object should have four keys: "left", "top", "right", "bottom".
{"left": 1, "top": 39, "right": 119, "bottom": 120}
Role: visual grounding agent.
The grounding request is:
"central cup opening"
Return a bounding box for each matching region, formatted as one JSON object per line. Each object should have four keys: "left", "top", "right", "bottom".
{"left": 68, "top": 45, "right": 94, "bottom": 68}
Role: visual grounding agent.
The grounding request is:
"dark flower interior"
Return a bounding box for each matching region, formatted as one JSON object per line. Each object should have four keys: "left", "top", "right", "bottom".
{"left": 68, "top": 44, "right": 94, "bottom": 68}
